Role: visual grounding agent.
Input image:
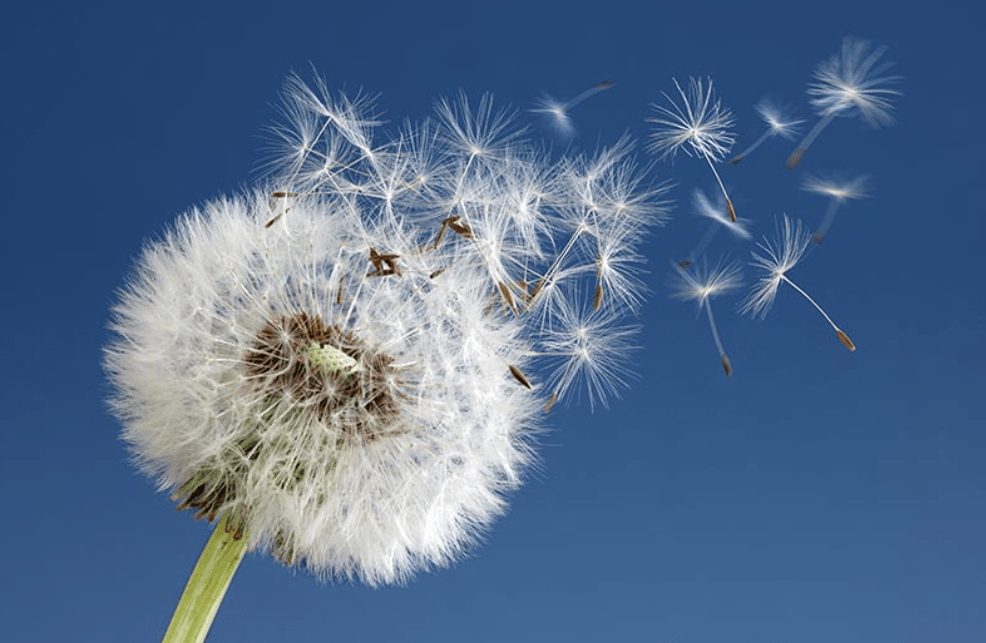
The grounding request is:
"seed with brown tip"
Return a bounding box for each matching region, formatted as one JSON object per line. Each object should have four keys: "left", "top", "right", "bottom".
{"left": 726, "top": 198, "right": 737, "bottom": 223}
{"left": 509, "top": 365, "right": 533, "bottom": 389}
{"left": 499, "top": 282, "right": 518, "bottom": 314}
{"left": 786, "top": 148, "right": 805, "bottom": 170}
{"left": 836, "top": 329, "right": 856, "bottom": 351}
{"left": 544, "top": 392, "right": 557, "bottom": 413}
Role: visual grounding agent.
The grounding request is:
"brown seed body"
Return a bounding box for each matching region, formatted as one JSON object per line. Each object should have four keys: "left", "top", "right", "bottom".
{"left": 836, "top": 329, "right": 856, "bottom": 351}
{"left": 509, "top": 364, "right": 533, "bottom": 389}
{"left": 786, "top": 148, "right": 805, "bottom": 170}
{"left": 544, "top": 392, "right": 557, "bottom": 413}
{"left": 726, "top": 198, "right": 737, "bottom": 223}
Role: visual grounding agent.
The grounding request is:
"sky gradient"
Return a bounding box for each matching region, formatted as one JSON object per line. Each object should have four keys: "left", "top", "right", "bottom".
{"left": 2, "top": 2, "right": 983, "bottom": 642}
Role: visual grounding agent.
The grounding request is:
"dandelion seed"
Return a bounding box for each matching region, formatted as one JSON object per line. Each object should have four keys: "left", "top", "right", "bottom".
{"left": 740, "top": 215, "right": 855, "bottom": 351}
{"left": 540, "top": 303, "right": 640, "bottom": 410}
{"left": 729, "top": 98, "right": 803, "bottom": 165}
{"left": 544, "top": 392, "right": 558, "bottom": 413}
{"left": 541, "top": 134, "right": 671, "bottom": 318}
{"left": 499, "top": 281, "right": 519, "bottom": 314}
{"left": 671, "top": 258, "right": 743, "bottom": 376}
{"left": 529, "top": 79, "right": 616, "bottom": 139}
{"left": 509, "top": 364, "right": 533, "bottom": 389}
{"left": 647, "top": 76, "right": 738, "bottom": 221}
{"left": 679, "top": 188, "right": 753, "bottom": 266}
{"left": 593, "top": 283, "right": 604, "bottom": 311}
{"left": 787, "top": 37, "right": 900, "bottom": 169}
{"left": 800, "top": 173, "right": 871, "bottom": 243}
{"left": 448, "top": 218, "right": 474, "bottom": 238}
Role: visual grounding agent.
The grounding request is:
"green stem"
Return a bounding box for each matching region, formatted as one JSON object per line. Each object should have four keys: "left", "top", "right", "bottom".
{"left": 161, "top": 512, "right": 249, "bottom": 643}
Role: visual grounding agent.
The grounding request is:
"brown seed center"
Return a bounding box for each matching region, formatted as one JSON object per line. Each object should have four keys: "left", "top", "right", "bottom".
{"left": 244, "top": 312, "right": 401, "bottom": 439}
{"left": 171, "top": 311, "right": 404, "bottom": 528}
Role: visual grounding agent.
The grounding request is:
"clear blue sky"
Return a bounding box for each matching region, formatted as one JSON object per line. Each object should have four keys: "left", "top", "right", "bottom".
{"left": 2, "top": 2, "right": 982, "bottom": 642}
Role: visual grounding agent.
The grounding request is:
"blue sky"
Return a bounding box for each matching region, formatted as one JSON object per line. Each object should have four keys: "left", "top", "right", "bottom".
{"left": 2, "top": 1, "right": 983, "bottom": 642}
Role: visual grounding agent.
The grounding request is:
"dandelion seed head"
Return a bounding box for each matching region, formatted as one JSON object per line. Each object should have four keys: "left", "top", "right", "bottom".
{"left": 107, "top": 75, "right": 665, "bottom": 585}
{"left": 740, "top": 214, "right": 813, "bottom": 318}
{"left": 691, "top": 189, "right": 753, "bottom": 240}
{"left": 539, "top": 301, "right": 640, "bottom": 411}
{"left": 529, "top": 94, "right": 576, "bottom": 139}
{"left": 801, "top": 173, "right": 871, "bottom": 201}
{"left": 807, "top": 37, "right": 901, "bottom": 127}
{"left": 529, "top": 80, "right": 615, "bottom": 141}
{"left": 646, "top": 77, "right": 736, "bottom": 162}
{"left": 671, "top": 258, "right": 743, "bottom": 308}
{"left": 753, "top": 98, "right": 804, "bottom": 140}
{"left": 106, "top": 194, "right": 542, "bottom": 585}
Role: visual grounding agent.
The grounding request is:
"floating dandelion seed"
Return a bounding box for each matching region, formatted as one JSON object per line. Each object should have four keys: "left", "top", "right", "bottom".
{"left": 647, "top": 76, "right": 738, "bottom": 221}
{"left": 740, "top": 215, "right": 855, "bottom": 351}
{"left": 539, "top": 301, "right": 641, "bottom": 410}
{"left": 678, "top": 188, "right": 753, "bottom": 268}
{"left": 530, "top": 80, "right": 616, "bottom": 139}
{"left": 671, "top": 258, "right": 743, "bottom": 376}
{"left": 787, "top": 37, "right": 900, "bottom": 169}
{"left": 729, "top": 98, "right": 803, "bottom": 165}
{"left": 800, "top": 173, "right": 871, "bottom": 243}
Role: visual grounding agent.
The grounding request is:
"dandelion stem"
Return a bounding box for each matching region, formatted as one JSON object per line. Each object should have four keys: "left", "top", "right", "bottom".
{"left": 787, "top": 112, "right": 836, "bottom": 169}
{"left": 702, "top": 153, "right": 735, "bottom": 221}
{"left": 729, "top": 129, "right": 771, "bottom": 165}
{"left": 529, "top": 225, "right": 588, "bottom": 306}
{"left": 814, "top": 200, "right": 841, "bottom": 243}
{"left": 703, "top": 301, "right": 731, "bottom": 376}
{"left": 687, "top": 222, "right": 720, "bottom": 264}
{"left": 161, "top": 512, "right": 248, "bottom": 643}
{"left": 780, "top": 275, "right": 855, "bottom": 351}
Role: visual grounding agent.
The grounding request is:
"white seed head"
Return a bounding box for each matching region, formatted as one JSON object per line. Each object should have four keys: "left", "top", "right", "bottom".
{"left": 105, "top": 194, "right": 540, "bottom": 586}
{"left": 807, "top": 37, "right": 901, "bottom": 127}
{"left": 691, "top": 189, "right": 753, "bottom": 240}
{"left": 753, "top": 98, "right": 804, "bottom": 140}
{"left": 801, "top": 173, "right": 872, "bottom": 201}
{"left": 106, "top": 76, "right": 665, "bottom": 585}
{"left": 740, "top": 214, "right": 813, "bottom": 318}
{"left": 646, "top": 76, "right": 736, "bottom": 162}
{"left": 671, "top": 257, "right": 743, "bottom": 308}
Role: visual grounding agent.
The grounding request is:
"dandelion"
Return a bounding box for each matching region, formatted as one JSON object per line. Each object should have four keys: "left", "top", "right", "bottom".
{"left": 539, "top": 299, "right": 641, "bottom": 409}
{"left": 677, "top": 188, "right": 753, "bottom": 268}
{"left": 787, "top": 37, "right": 900, "bottom": 169}
{"left": 530, "top": 79, "right": 616, "bottom": 139}
{"left": 105, "top": 73, "right": 664, "bottom": 642}
{"left": 740, "top": 215, "right": 855, "bottom": 351}
{"left": 647, "top": 76, "right": 738, "bottom": 221}
{"left": 105, "top": 192, "right": 540, "bottom": 583}
{"left": 671, "top": 258, "right": 743, "bottom": 376}
{"left": 728, "top": 97, "right": 803, "bottom": 165}
{"left": 800, "top": 173, "right": 871, "bottom": 243}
